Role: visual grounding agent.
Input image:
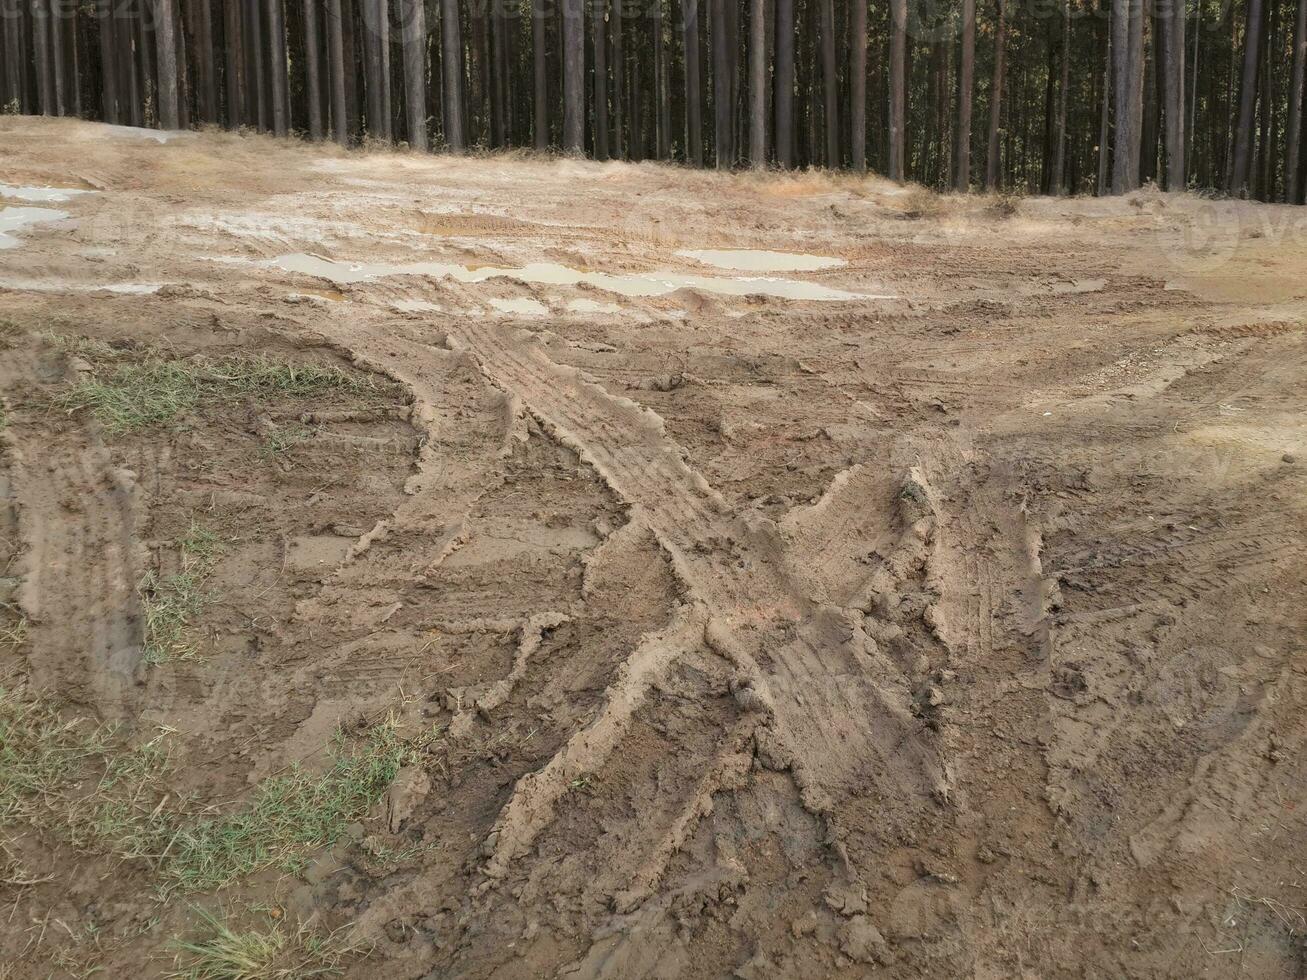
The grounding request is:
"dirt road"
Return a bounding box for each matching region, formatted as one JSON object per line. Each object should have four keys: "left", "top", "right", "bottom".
{"left": 1, "top": 117, "right": 1305, "bottom": 978}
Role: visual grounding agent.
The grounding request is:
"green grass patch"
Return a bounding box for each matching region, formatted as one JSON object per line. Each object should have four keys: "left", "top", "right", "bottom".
{"left": 58, "top": 354, "right": 389, "bottom": 434}
{"left": 0, "top": 688, "right": 438, "bottom": 897}
{"left": 168, "top": 906, "right": 366, "bottom": 980}
{"left": 141, "top": 522, "right": 222, "bottom": 666}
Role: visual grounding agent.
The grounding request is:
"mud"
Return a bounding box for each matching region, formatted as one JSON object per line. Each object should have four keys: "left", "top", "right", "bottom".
{"left": 0, "top": 116, "right": 1305, "bottom": 978}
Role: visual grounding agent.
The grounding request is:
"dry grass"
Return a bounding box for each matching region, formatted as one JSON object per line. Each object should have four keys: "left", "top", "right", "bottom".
{"left": 168, "top": 907, "right": 367, "bottom": 980}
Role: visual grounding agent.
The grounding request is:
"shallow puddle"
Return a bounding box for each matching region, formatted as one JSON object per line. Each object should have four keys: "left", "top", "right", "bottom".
{"left": 0, "top": 206, "right": 69, "bottom": 249}
{"left": 676, "top": 248, "right": 845, "bottom": 272}
{"left": 0, "top": 184, "right": 96, "bottom": 204}
{"left": 566, "top": 298, "right": 623, "bottom": 314}
{"left": 266, "top": 253, "right": 878, "bottom": 302}
{"left": 488, "top": 297, "right": 549, "bottom": 316}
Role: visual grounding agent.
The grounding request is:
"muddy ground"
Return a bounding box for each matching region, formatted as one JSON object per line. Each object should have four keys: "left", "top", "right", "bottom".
{"left": 0, "top": 116, "right": 1304, "bottom": 978}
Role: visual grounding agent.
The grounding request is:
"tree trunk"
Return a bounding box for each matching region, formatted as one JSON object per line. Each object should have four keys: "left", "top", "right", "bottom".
{"left": 33, "top": 0, "right": 55, "bottom": 114}
{"left": 591, "top": 0, "right": 607, "bottom": 157}
{"left": 612, "top": 0, "right": 624, "bottom": 156}
{"left": 1052, "top": 0, "right": 1070, "bottom": 193}
{"left": 1163, "top": 0, "right": 1186, "bottom": 189}
{"left": 400, "top": 0, "right": 425, "bottom": 147}
{"left": 1286, "top": 0, "right": 1306, "bottom": 202}
{"left": 154, "top": 0, "right": 180, "bottom": 127}
{"left": 533, "top": 0, "right": 548, "bottom": 148}
{"left": 683, "top": 0, "right": 703, "bottom": 163}
{"left": 303, "top": 0, "right": 324, "bottom": 138}
{"left": 748, "top": 0, "right": 765, "bottom": 164}
{"left": 225, "top": 0, "right": 246, "bottom": 126}
{"left": 1229, "top": 0, "right": 1263, "bottom": 195}
{"left": 955, "top": 0, "right": 975, "bottom": 188}
{"left": 192, "top": 0, "right": 216, "bottom": 122}
{"left": 327, "top": 0, "right": 348, "bottom": 142}
{"left": 710, "top": 0, "right": 729, "bottom": 166}
{"left": 849, "top": 0, "right": 866, "bottom": 171}
{"left": 984, "top": 0, "right": 1006, "bottom": 189}
{"left": 440, "top": 0, "right": 464, "bottom": 148}
{"left": 1099, "top": 18, "right": 1111, "bottom": 194}
{"left": 654, "top": 0, "right": 669, "bottom": 157}
{"left": 94, "top": 0, "right": 119, "bottom": 120}
{"left": 773, "top": 0, "right": 792, "bottom": 166}
{"left": 888, "top": 0, "right": 906, "bottom": 179}
{"left": 562, "top": 0, "right": 584, "bottom": 151}
{"left": 246, "top": 0, "right": 267, "bottom": 130}
{"left": 363, "top": 0, "right": 383, "bottom": 136}
{"left": 50, "top": 0, "right": 66, "bottom": 113}
{"left": 268, "top": 0, "right": 290, "bottom": 135}
{"left": 818, "top": 0, "right": 836, "bottom": 165}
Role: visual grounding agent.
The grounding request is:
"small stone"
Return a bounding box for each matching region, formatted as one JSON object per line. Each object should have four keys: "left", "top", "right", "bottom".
{"left": 1283, "top": 453, "right": 1297, "bottom": 464}
{"left": 838, "top": 915, "right": 893, "bottom": 966}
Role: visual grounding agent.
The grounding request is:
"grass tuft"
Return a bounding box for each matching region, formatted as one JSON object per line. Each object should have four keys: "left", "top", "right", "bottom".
{"left": 0, "top": 689, "right": 438, "bottom": 895}
{"left": 168, "top": 907, "right": 366, "bottom": 980}
{"left": 141, "top": 522, "right": 222, "bottom": 666}
{"left": 58, "top": 354, "right": 387, "bottom": 434}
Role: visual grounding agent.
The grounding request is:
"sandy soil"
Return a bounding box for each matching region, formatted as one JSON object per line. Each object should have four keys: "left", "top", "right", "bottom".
{"left": 1, "top": 116, "right": 1305, "bottom": 978}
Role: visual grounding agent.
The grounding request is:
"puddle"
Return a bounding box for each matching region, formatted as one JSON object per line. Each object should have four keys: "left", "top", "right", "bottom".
{"left": 489, "top": 297, "right": 548, "bottom": 316}
{"left": 0, "top": 206, "right": 69, "bottom": 249}
{"left": 266, "top": 253, "right": 879, "bottom": 302}
{"left": 0, "top": 184, "right": 97, "bottom": 203}
{"left": 676, "top": 248, "right": 845, "bottom": 272}
{"left": 567, "top": 298, "right": 623, "bottom": 314}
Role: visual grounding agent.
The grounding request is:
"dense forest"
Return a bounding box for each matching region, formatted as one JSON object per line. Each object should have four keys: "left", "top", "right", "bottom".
{"left": 2, "top": 0, "right": 1305, "bottom": 201}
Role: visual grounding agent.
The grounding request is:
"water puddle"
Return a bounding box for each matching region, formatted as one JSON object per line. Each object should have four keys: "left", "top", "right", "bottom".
{"left": 0, "top": 206, "right": 69, "bottom": 249}
{"left": 0, "top": 183, "right": 96, "bottom": 204}
{"left": 676, "top": 248, "right": 845, "bottom": 272}
{"left": 266, "top": 253, "right": 878, "bottom": 302}
{"left": 567, "top": 298, "right": 623, "bottom": 314}
{"left": 488, "top": 297, "right": 548, "bottom": 316}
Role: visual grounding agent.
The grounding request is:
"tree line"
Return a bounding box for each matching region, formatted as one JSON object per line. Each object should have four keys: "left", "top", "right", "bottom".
{"left": 2, "top": 0, "right": 1305, "bottom": 201}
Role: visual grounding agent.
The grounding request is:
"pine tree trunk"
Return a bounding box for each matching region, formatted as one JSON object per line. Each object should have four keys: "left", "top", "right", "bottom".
{"left": 379, "top": 0, "right": 392, "bottom": 140}
{"left": 1052, "top": 0, "right": 1069, "bottom": 193}
{"left": 1163, "top": 0, "right": 1186, "bottom": 189}
{"left": 984, "top": 0, "right": 1006, "bottom": 189}
{"left": 534, "top": 0, "right": 548, "bottom": 148}
{"left": 818, "top": 0, "right": 836, "bottom": 165}
{"left": 193, "top": 0, "right": 215, "bottom": 121}
{"left": 154, "top": 0, "right": 180, "bottom": 127}
{"left": 1229, "top": 0, "right": 1262, "bottom": 194}
{"left": 773, "top": 0, "right": 792, "bottom": 166}
{"left": 225, "top": 0, "right": 246, "bottom": 126}
{"left": 95, "top": 0, "right": 119, "bottom": 120}
{"left": 683, "top": 0, "right": 703, "bottom": 163}
{"left": 247, "top": 0, "right": 268, "bottom": 130}
{"left": 849, "top": 0, "right": 865, "bottom": 171}
{"left": 50, "top": 0, "right": 67, "bottom": 113}
{"left": 33, "top": 0, "right": 55, "bottom": 114}
{"left": 888, "top": 0, "right": 906, "bottom": 179}
{"left": 612, "top": 0, "right": 624, "bottom": 156}
{"left": 711, "top": 0, "right": 730, "bottom": 166}
{"left": 268, "top": 0, "right": 289, "bottom": 134}
{"left": 654, "top": 0, "right": 669, "bottom": 157}
{"left": 955, "top": 0, "right": 975, "bottom": 189}
{"left": 362, "top": 0, "right": 383, "bottom": 136}
{"left": 1286, "top": 0, "right": 1306, "bottom": 201}
{"left": 490, "top": 0, "right": 506, "bottom": 146}
{"left": 327, "top": 0, "right": 348, "bottom": 141}
{"left": 748, "top": 0, "right": 765, "bottom": 164}
{"left": 440, "top": 0, "right": 464, "bottom": 148}
{"left": 303, "top": 0, "right": 324, "bottom": 138}
{"left": 400, "top": 0, "right": 425, "bottom": 147}
{"left": 562, "top": 0, "right": 584, "bottom": 151}
{"left": 592, "top": 0, "right": 607, "bottom": 156}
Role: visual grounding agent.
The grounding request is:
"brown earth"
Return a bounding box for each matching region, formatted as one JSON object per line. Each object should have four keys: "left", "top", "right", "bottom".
{"left": 0, "top": 116, "right": 1305, "bottom": 978}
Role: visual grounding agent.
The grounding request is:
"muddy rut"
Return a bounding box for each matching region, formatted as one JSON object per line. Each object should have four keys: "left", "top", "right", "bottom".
{"left": 0, "top": 118, "right": 1305, "bottom": 978}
